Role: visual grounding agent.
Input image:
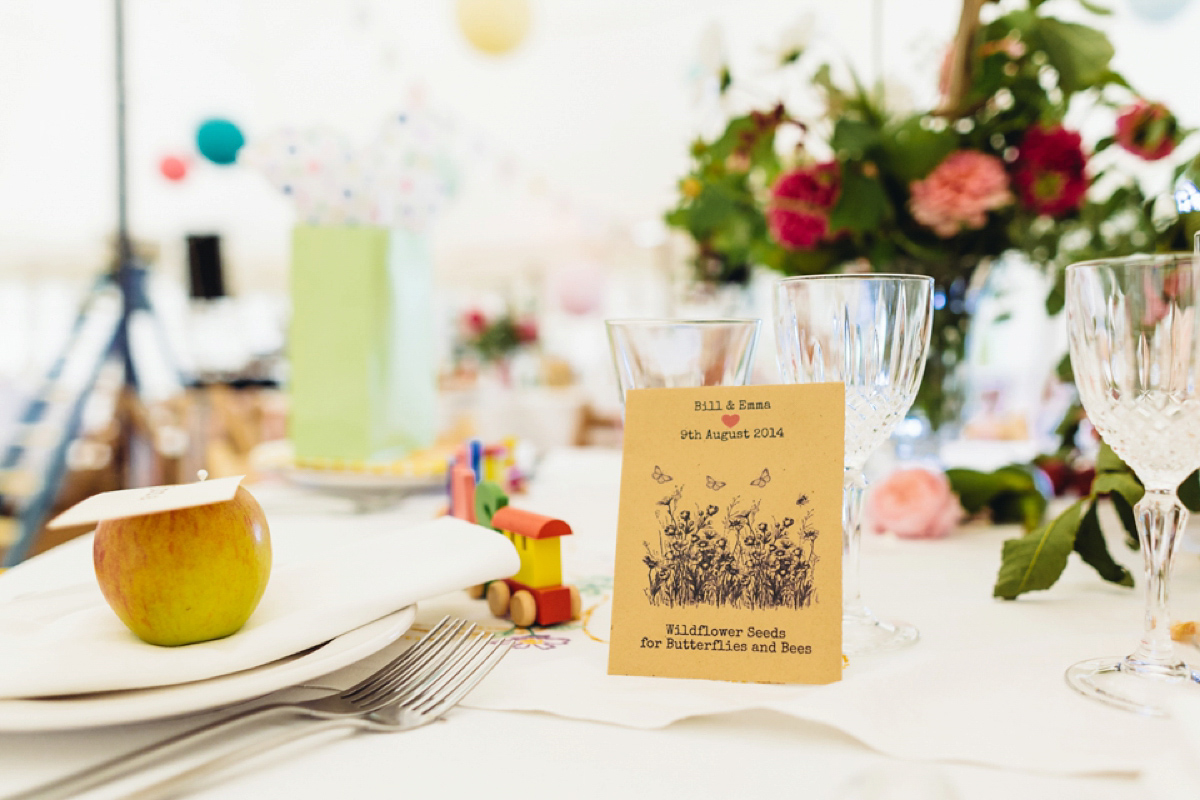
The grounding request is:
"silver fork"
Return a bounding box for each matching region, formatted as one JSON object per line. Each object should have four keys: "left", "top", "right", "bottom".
{"left": 118, "top": 627, "right": 512, "bottom": 799}
{"left": 8, "top": 616, "right": 506, "bottom": 800}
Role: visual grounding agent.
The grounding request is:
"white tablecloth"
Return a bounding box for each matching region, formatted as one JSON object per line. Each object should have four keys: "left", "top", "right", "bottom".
{"left": 1, "top": 447, "right": 1197, "bottom": 799}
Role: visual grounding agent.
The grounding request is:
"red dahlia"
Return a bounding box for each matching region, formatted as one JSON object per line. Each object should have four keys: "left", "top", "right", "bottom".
{"left": 1116, "top": 100, "right": 1178, "bottom": 161}
{"left": 767, "top": 162, "right": 840, "bottom": 250}
{"left": 1012, "top": 126, "right": 1088, "bottom": 217}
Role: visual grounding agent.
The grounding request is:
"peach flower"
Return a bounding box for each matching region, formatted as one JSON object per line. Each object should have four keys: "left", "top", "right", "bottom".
{"left": 909, "top": 150, "right": 1013, "bottom": 237}
{"left": 866, "top": 467, "right": 963, "bottom": 539}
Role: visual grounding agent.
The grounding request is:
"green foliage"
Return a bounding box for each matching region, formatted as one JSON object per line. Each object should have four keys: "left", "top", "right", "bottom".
{"left": 993, "top": 441, "right": 1200, "bottom": 598}
{"left": 1033, "top": 18, "right": 1115, "bottom": 93}
{"left": 1072, "top": 501, "right": 1133, "bottom": 587}
{"left": 994, "top": 501, "right": 1082, "bottom": 600}
{"left": 664, "top": 0, "right": 1194, "bottom": 290}
{"left": 947, "top": 465, "right": 1048, "bottom": 531}
{"left": 458, "top": 311, "right": 537, "bottom": 364}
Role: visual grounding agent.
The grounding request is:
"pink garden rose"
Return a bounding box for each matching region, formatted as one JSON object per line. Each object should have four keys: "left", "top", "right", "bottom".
{"left": 866, "top": 467, "right": 963, "bottom": 539}
{"left": 909, "top": 150, "right": 1013, "bottom": 237}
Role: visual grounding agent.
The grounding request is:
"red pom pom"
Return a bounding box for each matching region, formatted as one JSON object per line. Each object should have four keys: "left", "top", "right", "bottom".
{"left": 159, "top": 155, "right": 189, "bottom": 182}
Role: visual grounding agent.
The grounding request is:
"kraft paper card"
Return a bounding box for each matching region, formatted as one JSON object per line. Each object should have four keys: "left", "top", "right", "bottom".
{"left": 608, "top": 384, "right": 844, "bottom": 684}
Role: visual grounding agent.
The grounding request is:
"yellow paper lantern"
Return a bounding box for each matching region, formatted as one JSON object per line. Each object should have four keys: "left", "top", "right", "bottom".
{"left": 456, "top": 0, "right": 531, "bottom": 56}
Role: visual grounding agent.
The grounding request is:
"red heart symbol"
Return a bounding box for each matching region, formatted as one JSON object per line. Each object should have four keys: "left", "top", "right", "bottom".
{"left": 721, "top": 414, "right": 740, "bottom": 428}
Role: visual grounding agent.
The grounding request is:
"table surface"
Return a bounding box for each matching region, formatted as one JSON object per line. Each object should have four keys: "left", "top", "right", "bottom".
{"left": 1, "top": 447, "right": 1197, "bottom": 800}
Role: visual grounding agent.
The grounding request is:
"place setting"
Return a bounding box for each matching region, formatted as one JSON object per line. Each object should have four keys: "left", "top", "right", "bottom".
{"left": 7, "top": 1, "right": 1200, "bottom": 797}
{"left": 0, "top": 475, "right": 518, "bottom": 797}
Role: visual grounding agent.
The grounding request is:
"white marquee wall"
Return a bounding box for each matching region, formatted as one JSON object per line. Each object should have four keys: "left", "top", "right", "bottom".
{"left": 3, "top": 0, "right": 1196, "bottom": 289}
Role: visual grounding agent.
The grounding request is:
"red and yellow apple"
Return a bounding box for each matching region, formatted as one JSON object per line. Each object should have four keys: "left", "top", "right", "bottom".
{"left": 93, "top": 486, "right": 272, "bottom": 647}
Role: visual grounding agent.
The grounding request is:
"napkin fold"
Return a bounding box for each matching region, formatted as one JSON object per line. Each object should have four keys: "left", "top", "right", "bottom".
{"left": 0, "top": 516, "right": 518, "bottom": 698}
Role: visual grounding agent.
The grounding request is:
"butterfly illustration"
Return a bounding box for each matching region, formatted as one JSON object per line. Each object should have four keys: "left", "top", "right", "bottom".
{"left": 796, "top": 493, "right": 810, "bottom": 506}
{"left": 706, "top": 476, "right": 726, "bottom": 491}
{"left": 651, "top": 465, "right": 673, "bottom": 484}
{"left": 749, "top": 468, "right": 771, "bottom": 488}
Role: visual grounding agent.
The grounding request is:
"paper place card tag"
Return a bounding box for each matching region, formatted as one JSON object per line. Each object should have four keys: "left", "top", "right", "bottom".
{"left": 608, "top": 385, "right": 844, "bottom": 684}
{"left": 47, "top": 476, "right": 246, "bottom": 529}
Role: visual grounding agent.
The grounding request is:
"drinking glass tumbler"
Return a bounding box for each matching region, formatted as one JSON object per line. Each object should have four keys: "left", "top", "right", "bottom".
{"left": 606, "top": 319, "right": 762, "bottom": 402}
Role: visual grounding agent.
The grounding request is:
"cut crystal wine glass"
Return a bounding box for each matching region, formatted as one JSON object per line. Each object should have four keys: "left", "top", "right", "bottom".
{"left": 1065, "top": 253, "right": 1200, "bottom": 715}
{"left": 774, "top": 275, "right": 933, "bottom": 655}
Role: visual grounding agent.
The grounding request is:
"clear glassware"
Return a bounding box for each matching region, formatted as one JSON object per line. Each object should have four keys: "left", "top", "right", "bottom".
{"left": 605, "top": 319, "right": 761, "bottom": 402}
{"left": 1065, "top": 253, "right": 1200, "bottom": 715}
{"left": 774, "top": 275, "right": 934, "bottom": 655}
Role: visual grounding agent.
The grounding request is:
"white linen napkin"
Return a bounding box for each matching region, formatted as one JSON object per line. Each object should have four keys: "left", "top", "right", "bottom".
{"left": 0, "top": 515, "right": 518, "bottom": 698}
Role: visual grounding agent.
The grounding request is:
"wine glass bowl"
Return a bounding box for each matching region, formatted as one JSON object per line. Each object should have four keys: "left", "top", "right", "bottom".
{"left": 1065, "top": 253, "right": 1200, "bottom": 714}
{"left": 775, "top": 275, "right": 934, "bottom": 655}
{"left": 605, "top": 319, "right": 761, "bottom": 402}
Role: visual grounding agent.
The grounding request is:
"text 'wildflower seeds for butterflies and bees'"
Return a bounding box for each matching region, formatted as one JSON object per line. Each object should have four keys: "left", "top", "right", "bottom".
{"left": 609, "top": 384, "right": 845, "bottom": 685}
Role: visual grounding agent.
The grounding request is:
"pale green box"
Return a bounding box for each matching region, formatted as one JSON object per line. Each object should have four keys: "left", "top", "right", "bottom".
{"left": 288, "top": 225, "right": 436, "bottom": 462}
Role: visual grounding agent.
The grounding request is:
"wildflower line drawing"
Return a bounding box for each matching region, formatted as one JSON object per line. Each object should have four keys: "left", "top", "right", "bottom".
{"left": 643, "top": 484, "right": 819, "bottom": 609}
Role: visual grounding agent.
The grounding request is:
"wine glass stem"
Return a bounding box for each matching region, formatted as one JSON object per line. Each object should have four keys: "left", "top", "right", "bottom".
{"left": 843, "top": 468, "right": 865, "bottom": 616}
{"left": 1132, "top": 489, "right": 1187, "bottom": 667}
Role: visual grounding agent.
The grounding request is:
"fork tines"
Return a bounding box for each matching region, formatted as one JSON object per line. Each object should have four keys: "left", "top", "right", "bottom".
{"left": 345, "top": 616, "right": 509, "bottom": 713}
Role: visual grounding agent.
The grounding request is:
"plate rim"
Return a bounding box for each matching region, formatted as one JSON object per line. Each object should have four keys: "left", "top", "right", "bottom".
{"left": 279, "top": 466, "right": 446, "bottom": 491}
{"left": 0, "top": 606, "right": 416, "bottom": 731}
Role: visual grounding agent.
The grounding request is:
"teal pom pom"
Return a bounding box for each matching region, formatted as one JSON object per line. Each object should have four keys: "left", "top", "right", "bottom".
{"left": 196, "top": 118, "right": 245, "bottom": 166}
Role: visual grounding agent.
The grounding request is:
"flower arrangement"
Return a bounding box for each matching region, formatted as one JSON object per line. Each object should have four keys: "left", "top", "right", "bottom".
{"left": 456, "top": 309, "right": 539, "bottom": 366}
{"left": 665, "top": 0, "right": 1196, "bottom": 430}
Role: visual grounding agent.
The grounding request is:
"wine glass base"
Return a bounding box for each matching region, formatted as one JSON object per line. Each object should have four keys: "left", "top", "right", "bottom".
{"left": 1065, "top": 656, "right": 1200, "bottom": 716}
{"left": 844, "top": 610, "right": 918, "bottom": 656}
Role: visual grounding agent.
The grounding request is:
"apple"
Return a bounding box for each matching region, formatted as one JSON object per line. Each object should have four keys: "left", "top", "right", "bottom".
{"left": 93, "top": 486, "right": 272, "bottom": 647}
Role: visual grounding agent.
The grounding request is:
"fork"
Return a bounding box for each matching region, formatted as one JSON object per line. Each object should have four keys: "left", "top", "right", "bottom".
{"left": 9, "top": 616, "right": 506, "bottom": 800}
{"left": 118, "top": 627, "right": 512, "bottom": 799}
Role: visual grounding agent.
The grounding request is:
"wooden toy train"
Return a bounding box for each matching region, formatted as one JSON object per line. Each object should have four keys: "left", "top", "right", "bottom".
{"left": 448, "top": 446, "right": 579, "bottom": 627}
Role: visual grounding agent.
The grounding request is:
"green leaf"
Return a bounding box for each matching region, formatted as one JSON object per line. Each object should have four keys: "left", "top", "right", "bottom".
{"left": 1095, "top": 441, "right": 1130, "bottom": 475}
{"left": 992, "top": 489, "right": 1049, "bottom": 531}
{"left": 1045, "top": 269, "right": 1066, "bottom": 315}
{"left": 777, "top": 247, "right": 839, "bottom": 276}
{"left": 828, "top": 168, "right": 889, "bottom": 234}
{"left": 994, "top": 500, "right": 1084, "bottom": 599}
{"left": 1073, "top": 500, "right": 1134, "bottom": 586}
{"left": 947, "top": 468, "right": 1001, "bottom": 515}
{"left": 706, "top": 115, "right": 755, "bottom": 161}
{"left": 1077, "top": 0, "right": 1113, "bottom": 15}
{"left": 1179, "top": 470, "right": 1200, "bottom": 513}
{"left": 879, "top": 116, "right": 958, "bottom": 183}
{"left": 830, "top": 119, "right": 881, "bottom": 159}
{"left": 1092, "top": 470, "right": 1145, "bottom": 507}
{"left": 687, "top": 185, "right": 741, "bottom": 237}
{"left": 1110, "top": 491, "right": 1140, "bottom": 550}
{"left": 1054, "top": 353, "right": 1073, "bottom": 382}
{"left": 1035, "top": 18, "right": 1115, "bottom": 94}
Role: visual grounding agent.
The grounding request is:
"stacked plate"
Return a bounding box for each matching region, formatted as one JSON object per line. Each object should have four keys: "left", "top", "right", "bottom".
{"left": 0, "top": 514, "right": 519, "bottom": 731}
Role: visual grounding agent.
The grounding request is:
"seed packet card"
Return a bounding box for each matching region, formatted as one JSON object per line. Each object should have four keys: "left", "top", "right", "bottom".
{"left": 608, "top": 384, "right": 844, "bottom": 684}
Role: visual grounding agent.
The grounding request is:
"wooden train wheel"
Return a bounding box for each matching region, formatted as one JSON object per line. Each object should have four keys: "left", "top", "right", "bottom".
{"left": 568, "top": 585, "right": 581, "bottom": 620}
{"left": 510, "top": 590, "right": 537, "bottom": 627}
{"left": 487, "top": 581, "right": 511, "bottom": 617}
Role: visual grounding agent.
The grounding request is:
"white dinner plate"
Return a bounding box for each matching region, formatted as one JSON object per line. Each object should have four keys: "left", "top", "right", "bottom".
{"left": 278, "top": 466, "right": 445, "bottom": 493}
{"left": 0, "top": 606, "right": 415, "bottom": 732}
